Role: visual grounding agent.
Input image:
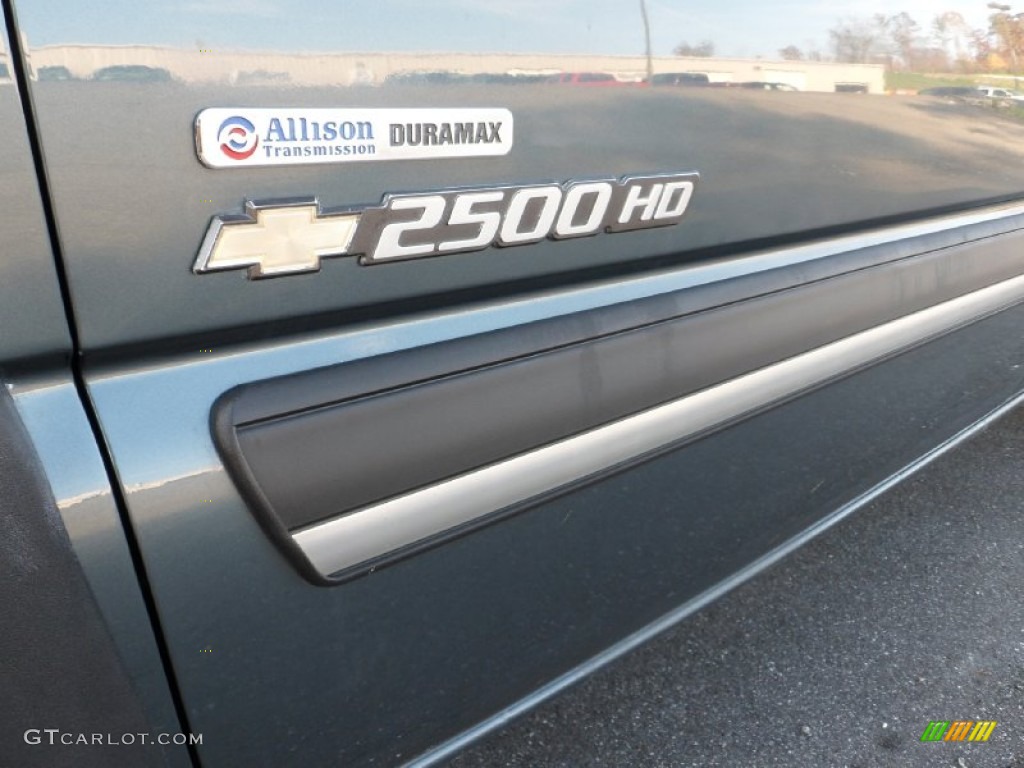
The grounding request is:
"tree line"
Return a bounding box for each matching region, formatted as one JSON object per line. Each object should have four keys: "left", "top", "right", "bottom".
{"left": 676, "top": 5, "right": 1024, "bottom": 73}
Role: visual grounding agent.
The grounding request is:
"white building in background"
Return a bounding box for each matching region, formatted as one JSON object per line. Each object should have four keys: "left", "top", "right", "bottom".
{"left": 24, "top": 45, "right": 885, "bottom": 94}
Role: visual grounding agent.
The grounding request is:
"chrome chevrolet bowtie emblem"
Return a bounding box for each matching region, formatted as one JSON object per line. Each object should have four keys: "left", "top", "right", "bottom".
{"left": 193, "top": 198, "right": 359, "bottom": 278}
{"left": 194, "top": 172, "right": 699, "bottom": 280}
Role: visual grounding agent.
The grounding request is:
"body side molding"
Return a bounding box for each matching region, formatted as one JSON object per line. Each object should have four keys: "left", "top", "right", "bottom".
{"left": 212, "top": 209, "right": 1024, "bottom": 583}
{"left": 292, "top": 272, "right": 1024, "bottom": 579}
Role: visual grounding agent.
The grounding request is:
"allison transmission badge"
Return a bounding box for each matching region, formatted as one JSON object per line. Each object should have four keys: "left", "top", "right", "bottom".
{"left": 195, "top": 107, "right": 513, "bottom": 168}
{"left": 194, "top": 173, "right": 699, "bottom": 279}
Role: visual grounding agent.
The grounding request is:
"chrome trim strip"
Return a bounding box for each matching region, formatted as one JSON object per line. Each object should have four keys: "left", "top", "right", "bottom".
{"left": 294, "top": 273, "right": 1024, "bottom": 578}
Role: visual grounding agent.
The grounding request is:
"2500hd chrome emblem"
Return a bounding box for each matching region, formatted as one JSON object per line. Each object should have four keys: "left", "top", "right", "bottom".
{"left": 193, "top": 173, "right": 698, "bottom": 279}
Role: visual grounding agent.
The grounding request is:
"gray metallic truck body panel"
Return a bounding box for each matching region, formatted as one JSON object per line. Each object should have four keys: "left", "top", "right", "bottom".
{"left": 10, "top": 2, "right": 1024, "bottom": 351}
{"left": 3, "top": 1, "right": 1024, "bottom": 766}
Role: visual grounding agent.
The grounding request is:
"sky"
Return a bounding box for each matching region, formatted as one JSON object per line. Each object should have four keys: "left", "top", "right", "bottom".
{"left": 12, "top": 0, "right": 998, "bottom": 60}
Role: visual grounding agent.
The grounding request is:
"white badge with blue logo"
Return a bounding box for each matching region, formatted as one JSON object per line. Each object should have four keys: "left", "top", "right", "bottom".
{"left": 195, "top": 107, "right": 513, "bottom": 169}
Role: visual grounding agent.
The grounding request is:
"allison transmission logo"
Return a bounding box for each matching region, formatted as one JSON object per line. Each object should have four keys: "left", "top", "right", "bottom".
{"left": 193, "top": 172, "right": 698, "bottom": 279}
{"left": 195, "top": 107, "right": 513, "bottom": 168}
{"left": 217, "top": 116, "right": 259, "bottom": 160}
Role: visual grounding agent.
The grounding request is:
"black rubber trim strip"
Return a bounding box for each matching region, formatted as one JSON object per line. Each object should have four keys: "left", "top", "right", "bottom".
{"left": 216, "top": 226, "right": 1024, "bottom": 539}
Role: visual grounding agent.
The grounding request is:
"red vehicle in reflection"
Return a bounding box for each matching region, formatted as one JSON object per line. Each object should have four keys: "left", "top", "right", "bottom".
{"left": 548, "top": 72, "right": 633, "bottom": 86}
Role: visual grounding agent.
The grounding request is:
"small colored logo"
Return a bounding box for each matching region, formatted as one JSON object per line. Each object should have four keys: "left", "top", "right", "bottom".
{"left": 217, "top": 116, "right": 258, "bottom": 160}
{"left": 920, "top": 720, "right": 997, "bottom": 742}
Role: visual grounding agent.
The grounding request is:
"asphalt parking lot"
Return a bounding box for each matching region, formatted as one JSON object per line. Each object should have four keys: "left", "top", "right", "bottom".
{"left": 446, "top": 405, "right": 1024, "bottom": 767}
